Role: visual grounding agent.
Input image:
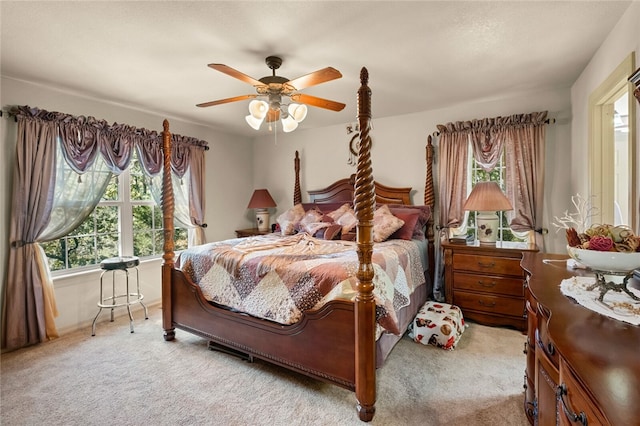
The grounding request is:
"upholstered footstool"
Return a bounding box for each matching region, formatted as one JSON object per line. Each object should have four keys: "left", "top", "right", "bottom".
{"left": 408, "top": 301, "right": 466, "bottom": 350}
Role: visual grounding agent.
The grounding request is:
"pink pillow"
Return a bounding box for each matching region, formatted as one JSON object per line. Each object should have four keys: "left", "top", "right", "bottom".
{"left": 328, "top": 204, "right": 358, "bottom": 235}
{"left": 276, "top": 204, "right": 305, "bottom": 235}
{"left": 388, "top": 205, "right": 431, "bottom": 241}
{"left": 390, "top": 210, "right": 421, "bottom": 240}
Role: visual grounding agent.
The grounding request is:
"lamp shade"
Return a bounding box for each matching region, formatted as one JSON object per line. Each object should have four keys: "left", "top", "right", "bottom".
{"left": 247, "top": 189, "right": 277, "bottom": 209}
{"left": 463, "top": 181, "right": 512, "bottom": 245}
{"left": 463, "top": 181, "right": 513, "bottom": 212}
{"left": 288, "top": 103, "right": 308, "bottom": 122}
{"left": 248, "top": 100, "right": 269, "bottom": 119}
{"left": 245, "top": 114, "right": 265, "bottom": 130}
{"left": 281, "top": 115, "right": 299, "bottom": 133}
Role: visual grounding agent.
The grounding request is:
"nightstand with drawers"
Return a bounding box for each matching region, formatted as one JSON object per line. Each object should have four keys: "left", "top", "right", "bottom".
{"left": 442, "top": 241, "right": 538, "bottom": 331}
{"left": 235, "top": 228, "right": 272, "bottom": 238}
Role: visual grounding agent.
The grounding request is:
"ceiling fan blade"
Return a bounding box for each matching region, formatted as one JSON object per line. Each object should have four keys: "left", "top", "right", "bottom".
{"left": 196, "top": 94, "right": 257, "bottom": 108}
{"left": 266, "top": 109, "right": 280, "bottom": 123}
{"left": 286, "top": 67, "right": 342, "bottom": 90}
{"left": 207, "top": 64, "right": 265, "bottom": 87}
{"left": 290, "top": 93, "right": 346, "bottom": 111}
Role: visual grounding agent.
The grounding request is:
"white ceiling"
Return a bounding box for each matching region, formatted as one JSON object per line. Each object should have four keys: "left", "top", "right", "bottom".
{"left": 1, "top": 1, "right": 633, "bottom": 137}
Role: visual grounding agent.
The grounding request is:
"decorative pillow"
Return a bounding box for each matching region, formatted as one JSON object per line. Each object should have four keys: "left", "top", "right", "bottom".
{"left": 389, "top": 210, "right": 421, "bottom": 241}
{"left": 321, "top": 224, "right": 343, "bottom": 240}
{"left": 327, "top": 203, "right": 351, "bottom": 221}
{"left": 302, "top": 202, "right": 351, "bottom": 215}
{"left": 298, "top": 208, "right": 326, "bottom": 234}
{"left": 408, "top": 302, "right": 466, "bottom": 350}
{"left": 372, "top": 204, "right": 404, "bottom": 242}
{"left": 276, "top": 204, "right": 305, "bottom": 235}
{"left": 335, "top": 208, "right": 358, "bottom": 235}
{"left": 341, "top": 231, "right": 356, "bottom": 241}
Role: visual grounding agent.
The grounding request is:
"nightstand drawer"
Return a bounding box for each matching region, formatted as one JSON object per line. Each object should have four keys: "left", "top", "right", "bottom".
{"left": 453, "top": 272, "right": 523, "bottom": 297}
{"left": 454, "top": 291, "right": 524, "bottom": 317}
{"left": 453, "top": 253, "right": 523, "bottom": 277}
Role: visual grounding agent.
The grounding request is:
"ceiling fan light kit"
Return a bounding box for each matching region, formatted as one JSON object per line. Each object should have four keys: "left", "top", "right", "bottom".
{"left": 198, "top": 55, "right": 345, "bottom": 133}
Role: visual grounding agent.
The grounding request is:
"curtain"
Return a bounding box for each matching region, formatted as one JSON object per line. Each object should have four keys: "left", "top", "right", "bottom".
{"left": 433, "top": 124, "right": 470, "bottom": 301}
{"left": 3, "top": 112, "right": 59, "bottom": 350}
{"left": 3, "top": 106, "right": 208, "bottom": 351}
{"left": 504, "top": 113, "right": 547, "bottom": 249}
{"left": 149, "top": 134, "right": 207, "bottom": 247}
{"left": 433, "top": 111, "right": 547, "bottom": 301}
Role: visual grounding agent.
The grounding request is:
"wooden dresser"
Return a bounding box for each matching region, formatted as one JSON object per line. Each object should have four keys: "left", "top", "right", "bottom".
{"left": 522, "top": 252, "right": 640, "bottom": 426}
{"left": 443, "top": 241, "right": 538, "bottom": 331}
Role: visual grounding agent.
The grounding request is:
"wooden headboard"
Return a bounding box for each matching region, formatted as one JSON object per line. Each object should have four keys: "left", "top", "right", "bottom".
{"left": 292, "top": 151, "right": 415, "bottom": 206}
{"left": 307, "top": 174, "right": 412, "bottom": 205}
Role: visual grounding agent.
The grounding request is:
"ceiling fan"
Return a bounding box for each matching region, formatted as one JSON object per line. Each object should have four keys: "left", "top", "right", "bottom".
{"left": 197, "top": 56, "right": 346, "bottom": 132}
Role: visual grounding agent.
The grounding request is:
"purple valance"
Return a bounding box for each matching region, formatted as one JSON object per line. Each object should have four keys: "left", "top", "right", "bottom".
{"left": 10, "top": 106, "right": 208, "bottom": 176}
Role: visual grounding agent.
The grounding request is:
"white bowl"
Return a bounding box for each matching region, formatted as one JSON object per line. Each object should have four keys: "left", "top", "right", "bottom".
{"left": 567, "top": 245, "right": 640, "bottom": 274}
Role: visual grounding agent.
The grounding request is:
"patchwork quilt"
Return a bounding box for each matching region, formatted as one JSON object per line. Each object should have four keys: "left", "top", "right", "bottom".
{"left": 177, "top": 232, "right": 426, "bottom": 335}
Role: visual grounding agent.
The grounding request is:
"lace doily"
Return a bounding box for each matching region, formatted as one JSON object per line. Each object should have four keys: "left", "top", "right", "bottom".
{"left": 560, "top": 276, "right": 640, "bottom": 325}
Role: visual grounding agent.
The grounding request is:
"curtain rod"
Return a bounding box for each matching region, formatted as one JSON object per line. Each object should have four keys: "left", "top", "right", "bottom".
{"left": 0, "top": 110, "right": 18, "bottom": 121}
{"left": 1, "top": 108, "right": 210, "bottom": 150}
{"left": 431, "top": 117, "right": 556, "bottom": 137}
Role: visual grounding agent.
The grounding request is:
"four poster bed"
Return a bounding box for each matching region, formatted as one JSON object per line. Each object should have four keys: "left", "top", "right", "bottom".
{"left": 160, "top": 68, "right": 435, "bottom": 422}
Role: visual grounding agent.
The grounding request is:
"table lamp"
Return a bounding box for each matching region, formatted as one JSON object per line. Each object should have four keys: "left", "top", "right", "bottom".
{"left": 247, "top": 189, "right": 277, "bottom": 232}
{"left": 463, "top": 181, "right": 513, "bottom": 245}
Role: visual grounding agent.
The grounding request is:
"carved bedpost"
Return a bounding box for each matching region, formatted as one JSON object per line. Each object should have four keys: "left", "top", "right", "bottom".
{"left": 354, "top": 67, "right": 376, "bottom": 422}
{"left": 294, "top": 150, "right": 302, "bottom": 205}
{"left": 424, "top": 136, "right": 436, "bottom": 288}
{"left": 161, "top": 119, "right": 176, "bottom": 341}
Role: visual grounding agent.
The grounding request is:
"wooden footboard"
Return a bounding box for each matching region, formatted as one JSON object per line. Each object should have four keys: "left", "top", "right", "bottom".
{"left": 168, "top": 268, "right": 359, "bottom": 388}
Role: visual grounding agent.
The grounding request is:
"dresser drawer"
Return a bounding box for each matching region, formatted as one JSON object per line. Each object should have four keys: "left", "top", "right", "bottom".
{"left": 454, "top": 291, "right": 524, "bottom": 317}
{"left": 452, "top": 253, "right": 523, "bottom": 277}
{"left": 453, "top": 272, "right": 523, "bottom": 297}
{"left": 535, "top": 304, "right": 559, "bottom": 367}
{"left": 558, "top": 359, "right": 608, "bottom": 426}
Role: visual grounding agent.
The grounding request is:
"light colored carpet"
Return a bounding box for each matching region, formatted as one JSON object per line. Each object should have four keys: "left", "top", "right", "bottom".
{"left": 0, "top": 304, "right": 529, "bottom": 426}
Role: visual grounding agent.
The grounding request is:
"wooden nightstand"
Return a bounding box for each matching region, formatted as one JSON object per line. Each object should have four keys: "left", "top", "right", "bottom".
{"left": 235, "top": 228, "right": 271, "bottom": 238}
{"left": 443, "top": 240, "right": 538, "bottom": 331}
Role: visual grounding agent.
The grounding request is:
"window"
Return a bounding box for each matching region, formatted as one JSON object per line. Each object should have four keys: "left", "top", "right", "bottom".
{"left": 456, "top": 145, "right": 526, "bottom": 243}
{"left": 41, "top": 152, "right": 187, "bottom": 273}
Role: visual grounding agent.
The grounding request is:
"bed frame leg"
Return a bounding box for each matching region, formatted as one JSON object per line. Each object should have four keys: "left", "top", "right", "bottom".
{"left": 163, "top": 329, "right": 175, "bottom": 341}
{"left": 357, "top": 403, "right": 375, "bottom": 422}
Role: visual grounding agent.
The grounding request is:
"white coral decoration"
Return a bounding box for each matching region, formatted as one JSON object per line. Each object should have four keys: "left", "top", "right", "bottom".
{"left": 552, "top": 194, "right": 598, "bottom": 234}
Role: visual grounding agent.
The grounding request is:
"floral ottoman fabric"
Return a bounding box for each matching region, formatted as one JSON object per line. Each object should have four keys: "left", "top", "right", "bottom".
{"left": 408, "top": 301, "right": 466, "bottom": 350}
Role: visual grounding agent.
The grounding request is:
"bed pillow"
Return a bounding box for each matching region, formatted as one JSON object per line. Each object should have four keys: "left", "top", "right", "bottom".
{"left": 326, "top": 203, "right": 352, "bottom": 221}
{"left": 388, "top": 205, "right": 431, "bottom": 241}
{"left": 334, "top": 208, "right": 358, "bottom": 235}
{"left": 298, "top": 208, "right": 327, "bottom": 235}
{"left": 302, "top": 202, "right": 351, "bottom": 215}
{"left": 373, "top": 204, "right": 405, "bottom": 242}
{"left": 341, "top": 231, "right": 356, "bottom": 241}
{"left": 325, "top": 203, "right": 358, "bottom": 235}
{"left": 321, "top": 223, "right": 343, "bottom": 240}
{"left": 276, "top": 204, "right": 305, "bottom": 235}
{"left": 389, "top": 209, "right": 421, "bottom": 241}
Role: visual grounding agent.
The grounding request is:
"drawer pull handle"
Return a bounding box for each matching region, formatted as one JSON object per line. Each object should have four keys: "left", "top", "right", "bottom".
{"left": 478, "top": 300, "right": 496, "bottom": 308}
{"left": 547, "top": 342, "right": 555, "bottom": 356}
{"left": 557, "top": 384, "right": 588, "bottom": 426}
{"left": 478, "top": 280, "right": 496, "bottom": 288}
{"left": 523, "top": 342, "right": 527, "bottom": 355}
{"left": 477, "top": 261, "right": 495, "bottom": 268}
